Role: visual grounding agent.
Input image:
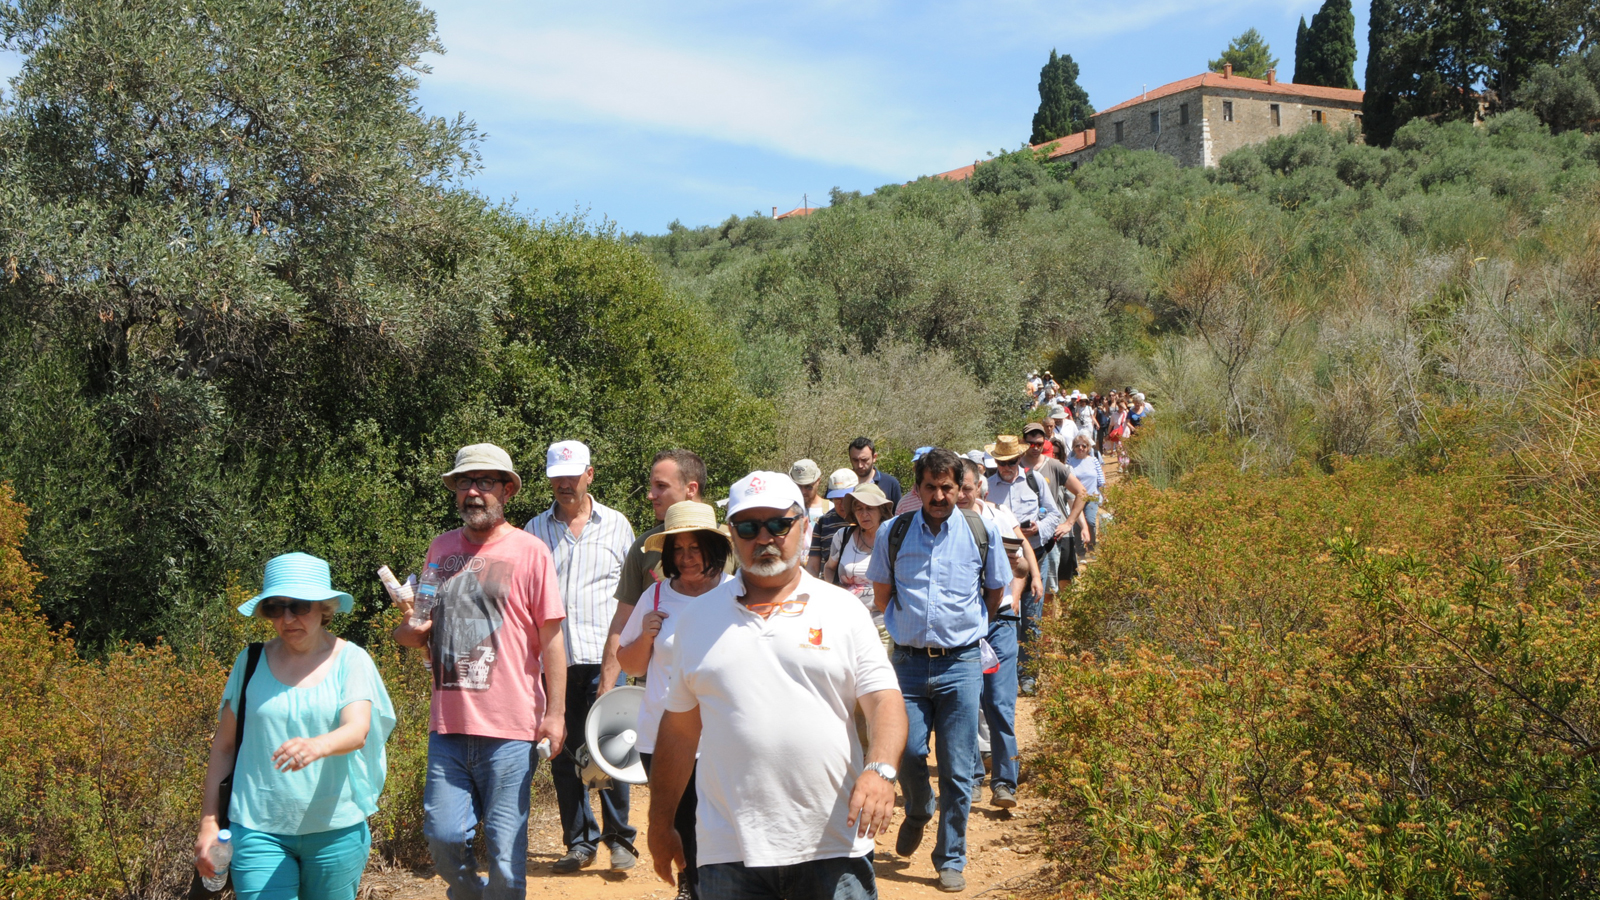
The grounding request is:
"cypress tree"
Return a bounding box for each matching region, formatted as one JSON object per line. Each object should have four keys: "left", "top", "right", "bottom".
{"left": 1030, "top": 50, "right": 1095, "bottom": 144}
{"left": 1294, "top": 17, "right": 1312, "bottom": 83}
{"left": 1301, "top": 0, "right": 1359, "bottom": 88}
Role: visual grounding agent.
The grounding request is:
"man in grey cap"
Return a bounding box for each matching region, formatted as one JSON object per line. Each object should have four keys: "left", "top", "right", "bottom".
{"left": 393, "top": 443, "right": 569, "bottom": 900}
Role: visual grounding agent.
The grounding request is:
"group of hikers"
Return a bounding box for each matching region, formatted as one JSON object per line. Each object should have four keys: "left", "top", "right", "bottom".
{"left": 191, "top": 394, "right": 1148, "bottom": 900}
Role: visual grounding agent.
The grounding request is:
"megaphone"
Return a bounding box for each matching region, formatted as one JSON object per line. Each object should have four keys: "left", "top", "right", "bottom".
{"left": 572, "top": 685, "right": 648, "bottom": 788}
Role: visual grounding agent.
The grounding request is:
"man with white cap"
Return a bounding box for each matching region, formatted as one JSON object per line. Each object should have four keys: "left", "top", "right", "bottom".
{"left": 393, "top": 443, "right": 568, "bottom": 900}
{"left": 524, "top": 440, "right": 639, "bottom": 873}
{"left": 806, "top": 468, "right": 858, "bottom": 576}
{"left": 648, "top": 472, "right": 908, "bottom": 900}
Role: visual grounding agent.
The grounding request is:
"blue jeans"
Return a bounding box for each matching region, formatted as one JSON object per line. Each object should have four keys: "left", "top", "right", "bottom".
{"left": 231, "top": 822, "right": 369, "bottom": 900}
{"left": 553, "top": 664, "right": 636, "bottom": 854}
{"left": 423, "top": 733, "right": 536, "bottom": 900}
{"left": 699, "top": 855, "right": 875, "bottom": 900}
{"left": 980, "top": 618, "right": 1020, "bottom": 790}
{"left": 894, "top": 645, "right": 982, "bottom": 873}
{"left": 1018, "top": 585, "right": 1043, "bottom": 674}
{"left": 1039, "top": 543, "right": 1061, "bottom": 594}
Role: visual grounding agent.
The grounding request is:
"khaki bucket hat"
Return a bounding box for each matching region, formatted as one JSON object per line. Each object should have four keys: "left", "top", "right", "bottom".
{"left": 847, "top": 482, "right": 891, "bottom": 510}
{"left": 644, "top": 501, "right": 732, "bottom": 555}
{"left": 442, "top": 443, "right": 523, "bottom": 493}
{"left": 985, "top": 435, "right": 1028, "bottom": 462}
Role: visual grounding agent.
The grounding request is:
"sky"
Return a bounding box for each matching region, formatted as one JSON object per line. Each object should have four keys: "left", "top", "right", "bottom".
{"left": 0, "top": 0, "right": 1368, "bottom": 234}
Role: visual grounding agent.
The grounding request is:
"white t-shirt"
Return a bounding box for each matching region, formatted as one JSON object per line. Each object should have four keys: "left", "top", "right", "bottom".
{"left": 978, "top": 502, "right": 1023, "bottom": 615}
{"left": 663, "top": 571, "right": 900, "bottom": 867}
{"left": 619, "top": 573, "right": 734, "bottom": 753}
{"left": 829, "top": 527, "right": 882, "bottom": 627}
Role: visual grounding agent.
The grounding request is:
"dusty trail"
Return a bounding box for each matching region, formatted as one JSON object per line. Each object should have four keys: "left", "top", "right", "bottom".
{"left": 367, "top": 452, "right": 1120, "bottom": 900}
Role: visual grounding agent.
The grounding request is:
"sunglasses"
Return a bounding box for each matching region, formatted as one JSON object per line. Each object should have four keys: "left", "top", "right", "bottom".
{"left": 729, "top": 515, "right": 801, "bottom": 540}
{"left": 259, "top": 599, "right": 317, "bottom": 619}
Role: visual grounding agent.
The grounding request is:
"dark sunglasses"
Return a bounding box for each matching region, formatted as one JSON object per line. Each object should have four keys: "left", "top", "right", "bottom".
{"left": 730, "top": 515, "right": 801, "bottom": 540}
{"left": 259, "top": 599, "right": 317, "bottom": 619}
{"left": 453, "top": 476, "right": 507, "bottom": 492}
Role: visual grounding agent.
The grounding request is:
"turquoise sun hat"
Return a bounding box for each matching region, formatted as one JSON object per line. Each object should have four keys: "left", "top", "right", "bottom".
{"left": 238, "top": 552, "right": 355, "bottom": 616}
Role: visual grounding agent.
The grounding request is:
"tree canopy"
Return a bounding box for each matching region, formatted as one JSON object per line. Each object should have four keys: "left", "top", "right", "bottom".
{"left": 1210, "top": 28, "right": 1279, "bottom": 80}
{"left": 1030, "top": 49, "right": 1095, "bottom": 144}
{"left": 1294, "top": 0, "right": 1358, "bottom": 88}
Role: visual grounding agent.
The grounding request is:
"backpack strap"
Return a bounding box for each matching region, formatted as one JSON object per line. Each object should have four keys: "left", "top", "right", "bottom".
{"left": 826, "top": 525, "right": 858, "bottom": 585}
{"left": 653, "top": 580, "right": 662, "bottom": 611}
{"left": 884, "top": 513, "right": 917, "bottom": 610}
{"left": 219, "top": 642, "right": 263, "bottom": 829}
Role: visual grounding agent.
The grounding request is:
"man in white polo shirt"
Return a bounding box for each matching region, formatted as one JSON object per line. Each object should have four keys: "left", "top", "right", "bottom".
{"left": 648, "top": 472, "right": 908, "bottom": 900}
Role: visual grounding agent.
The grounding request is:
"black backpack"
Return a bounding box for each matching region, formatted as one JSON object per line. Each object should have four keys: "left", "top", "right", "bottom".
{"left": 883, "top": 508, "right": 990, "bottom": 609}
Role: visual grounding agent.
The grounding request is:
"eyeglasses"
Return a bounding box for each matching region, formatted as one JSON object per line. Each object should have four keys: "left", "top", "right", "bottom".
{"left": 729, "top": 515, "right": 801, "bottom": 540}
{"left": 259, "top": 599, "right": 316, "bottom": 619}
{"left": 745, "top": 598, "right": 809, "bottom": 617}
{"left": 453, "top": 477, "right": 507, "bottom": 492}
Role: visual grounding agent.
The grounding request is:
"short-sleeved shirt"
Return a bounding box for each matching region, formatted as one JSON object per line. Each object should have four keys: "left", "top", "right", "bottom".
{"left": 865, "top": 510, "right": 1011, "bottom": 649}
{"left": 809, "top": 510, "right": 850, "bottom": 562}
{"left": 872, "top": 471, "right": 903, "bottom": 511}
{"left": 1067, "top": 452, "right": 1105, "bottom": 500}
{"left": 988, "top": 470, "right": 1063, "bottom": 550}
{"left": 425, "top": 527, "right": 566, "bottom": 741}
{"left": 615, "top": 524, "right": 666, "bottom": 606}
{"left": 663, "top": 572, "right": 899, "bottom": 867}
{"left": 829, "top": 527, "right": 882, "bottom": 627}
{"left": 220, "top": 642, "right": 396, "bottom": 836}
{"left": 619, "top": 574, "right": 732, "bottom": 753}
{"left": 524, "top": 499, "right": 636, "bottom": 665}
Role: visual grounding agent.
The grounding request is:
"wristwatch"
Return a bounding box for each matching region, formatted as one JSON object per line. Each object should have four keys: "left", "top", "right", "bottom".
{"left": 863, "top": 762, "right": 898, "bottom": 784}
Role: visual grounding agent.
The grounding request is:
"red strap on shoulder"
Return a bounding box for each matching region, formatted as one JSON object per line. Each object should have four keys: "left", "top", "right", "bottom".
{"left": 653, "top": 580, "right": 663, "bottom": 611}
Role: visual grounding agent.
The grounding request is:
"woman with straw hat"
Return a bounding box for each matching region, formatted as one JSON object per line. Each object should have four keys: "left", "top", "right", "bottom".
{"left": 617, "top": 501, "right": 733, "bottom": 900}
{"left": 195, "top": 552, "right": 396, "bottom": 900}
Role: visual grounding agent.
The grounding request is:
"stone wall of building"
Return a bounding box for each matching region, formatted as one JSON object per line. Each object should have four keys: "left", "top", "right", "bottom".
{"left": 1090, "top": 88, "right": 1208, "bottom": 168}
{"left": 1201, "top": 90, "right": 1363, "bottom": 165}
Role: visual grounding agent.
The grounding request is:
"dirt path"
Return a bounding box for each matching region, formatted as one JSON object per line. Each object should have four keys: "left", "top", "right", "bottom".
{"left": 365, "top": 696, "right": 1052, "bottom": 900}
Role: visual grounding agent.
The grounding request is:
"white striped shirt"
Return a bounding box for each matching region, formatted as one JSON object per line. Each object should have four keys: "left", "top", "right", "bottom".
{"left": 524, "top": 498, "right": 636, "bottom": 665}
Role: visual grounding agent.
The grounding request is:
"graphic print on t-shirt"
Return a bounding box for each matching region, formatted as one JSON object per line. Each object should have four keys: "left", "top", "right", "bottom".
{"left": 433, "top": 556, "right": 514, "bottom": 692}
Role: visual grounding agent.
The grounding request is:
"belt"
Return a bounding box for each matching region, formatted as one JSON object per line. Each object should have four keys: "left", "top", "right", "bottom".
{"left": 894, "top": 641, "right": 980, "bottom": 657}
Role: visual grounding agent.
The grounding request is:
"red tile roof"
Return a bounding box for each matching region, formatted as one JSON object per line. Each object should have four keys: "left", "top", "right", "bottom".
{"left": 775, "top": 206, "right": 819, "bottom": 220}
{"left": 932, "top": 162, "right": 979, "bottom": 181}
{"left": 1032, "top": 128, "right": 1096, "bottom": 160}
{"left": 1095, "top": 71, "right": 1363, "bottom": 117}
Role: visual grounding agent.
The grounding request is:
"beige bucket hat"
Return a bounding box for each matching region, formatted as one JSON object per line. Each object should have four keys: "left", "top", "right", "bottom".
{"left": 644, "top": 501, "right": 732, "bottom": 555}
{"left": 442, "top": 443, "right": 523, "bottom": 493}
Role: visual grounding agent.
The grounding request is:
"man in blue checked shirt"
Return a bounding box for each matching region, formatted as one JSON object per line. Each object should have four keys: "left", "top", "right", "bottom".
{"left": 524, "top": 440, "right": 639, "bottom": 875}
{"left": 867, "top": 448, "right": 1009, "bottom": 894}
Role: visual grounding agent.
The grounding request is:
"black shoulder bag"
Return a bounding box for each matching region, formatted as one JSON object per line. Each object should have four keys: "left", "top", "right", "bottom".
{"left": 189, "top": 642, "right": 263, "bottom": 900}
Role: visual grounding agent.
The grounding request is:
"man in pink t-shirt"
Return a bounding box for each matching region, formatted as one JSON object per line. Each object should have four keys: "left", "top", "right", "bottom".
{"left": 393, "top": 443, "right": 567, "bottom": 900}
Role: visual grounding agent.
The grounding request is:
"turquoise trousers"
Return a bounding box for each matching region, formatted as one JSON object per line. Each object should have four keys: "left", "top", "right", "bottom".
{"left": 231, "top": 821, "right": 370, "bottom": 900}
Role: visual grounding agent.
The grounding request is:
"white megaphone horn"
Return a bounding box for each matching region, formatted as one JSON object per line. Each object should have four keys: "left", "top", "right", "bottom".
{"left": 571, "top": 684, "right": 648, "bottom": 789}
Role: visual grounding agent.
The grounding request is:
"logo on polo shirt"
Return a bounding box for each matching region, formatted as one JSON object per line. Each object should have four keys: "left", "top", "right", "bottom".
{"left": 808, "top": 627, "right": 823, "bottom": 645}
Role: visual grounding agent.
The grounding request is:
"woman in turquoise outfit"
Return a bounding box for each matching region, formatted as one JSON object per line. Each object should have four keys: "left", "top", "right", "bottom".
{"left": 194, "top": 552, "right": 396, "bottom": 900}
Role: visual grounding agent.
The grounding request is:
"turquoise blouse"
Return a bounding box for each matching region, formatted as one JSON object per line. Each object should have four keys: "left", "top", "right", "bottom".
{"left": 219, "top": 641, "right": 396, "bottom": 836}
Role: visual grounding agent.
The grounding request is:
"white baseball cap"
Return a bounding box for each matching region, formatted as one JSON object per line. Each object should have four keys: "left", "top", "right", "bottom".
{"left": 546, "top": 440, "right": 591, "bottom": 478}
{"left": 726, "top": 471, "right": 806, "bottom": 518}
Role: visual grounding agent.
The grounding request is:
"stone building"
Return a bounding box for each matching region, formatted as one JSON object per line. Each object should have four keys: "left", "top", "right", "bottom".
{"left": 933, "top": 65, "right": 1364, "bottom": 179}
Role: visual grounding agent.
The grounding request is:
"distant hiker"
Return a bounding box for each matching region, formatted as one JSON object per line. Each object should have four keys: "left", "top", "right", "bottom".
{"left": 806, "top": 468, "right": 858, "bottom": 575}
{"left": 986, "top": 435, "right": 1068, "bottom": 695}
{"left": 196, "top": 552, "right": 396, "bottom": 900}
{"left": 1067, "top": 434, "right": 1105, "bottom": 555}
{"left": 848, "top": 437, "right": 903, "bottom": 511}
{"left": 649, "top": 472, "right": 908, "bottom": 900}
{"left": 599, "top": 449, "right": 709, "bottom": 696}
{"left": 791, "top": 458, "right": 831, "bottom": 549}
{"left": 617, "top": 501, "right": 735, "bottom": 900}
{"left": 524, "top": 440, "right": 639, "bottom": 874}
{"left": 868, "top": 449, "right": 1010, "bottom": 893}
{"left": 1020, "top": 425, "right": 1089, "bottom": 614}
{"left": 392, "top": 443, "right": 568, "bottom": 900}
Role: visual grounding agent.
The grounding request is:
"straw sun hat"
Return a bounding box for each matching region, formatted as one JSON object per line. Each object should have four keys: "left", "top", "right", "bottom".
{"left": 985, "top": 435, "right": 1028, "bottom": 462}
{"left": 643, "top": 501, "right": 732, "bottom": 555}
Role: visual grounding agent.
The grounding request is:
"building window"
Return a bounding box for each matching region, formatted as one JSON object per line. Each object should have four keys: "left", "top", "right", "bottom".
{"left": 1222, "top": 101, "right": 1233, "bottom": 122}
{"left": 1114, "top": 121, "right": 1124, "bottom": 142}
{"left": 1180, "top": 103, "right": 1189, "bottom": 126}
{"left": 1311, "top": 109, "right": 1324, "bottom": 124}
{"left": 1150, "top": 110, "right": 1160, "bottom": 134}
{"left": 1271, "top": 104, "right": 1281, "bottom": 126}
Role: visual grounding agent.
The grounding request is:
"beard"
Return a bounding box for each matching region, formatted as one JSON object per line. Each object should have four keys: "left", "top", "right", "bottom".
{"left": 743, "top": 537, "right": 802, "bottom": 577}
{"left": 459, "top": 496, "right": 505, "bottom": 531}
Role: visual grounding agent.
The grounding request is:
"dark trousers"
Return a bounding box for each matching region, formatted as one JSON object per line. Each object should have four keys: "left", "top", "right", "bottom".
{"left": 553, "top": 664, "right": 637, "bottom": 854}
{"left": 640, "top": 752, "right": 700, "bottom": 898}
{"left": 698, "top": 856, "right": 875, "bottom": 900}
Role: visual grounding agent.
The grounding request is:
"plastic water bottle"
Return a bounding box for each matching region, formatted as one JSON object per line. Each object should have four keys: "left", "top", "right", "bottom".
{"left": 412, "top": 562, "right": 442, "bottom": 627}
{"left": 201, "top": 829, "right": 233, "bottom": 891}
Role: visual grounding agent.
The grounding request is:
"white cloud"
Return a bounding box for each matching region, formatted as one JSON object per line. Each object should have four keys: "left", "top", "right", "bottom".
{"left": 429, "top": 25, "right": 983, "bottom": 177}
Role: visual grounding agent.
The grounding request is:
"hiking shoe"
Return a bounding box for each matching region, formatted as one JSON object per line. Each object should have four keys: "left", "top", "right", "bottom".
{"left": 1019, "top": 677, "right": 1037, "bottom": 696}
{"left": 896, "top": 818, "right": 927, "bottom": 857}
{"left": 674, "top": 880, "right": 694, "bottom": 900}
{"left": 552, "top": 846, "right": 596, "bottom": 873}
{"left": 937, "top": 869, "right": 967, "bottom": 892}
{"left": 609, "top": 842, "right": 637, "bottom": 871}
{"left": 992, "top": 784, "right": 1018, "bottom": 809}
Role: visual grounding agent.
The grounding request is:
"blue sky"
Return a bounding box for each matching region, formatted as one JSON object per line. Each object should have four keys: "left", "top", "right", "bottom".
{"left": 1, "top": 0, "right": 1367, "bottom": 234}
